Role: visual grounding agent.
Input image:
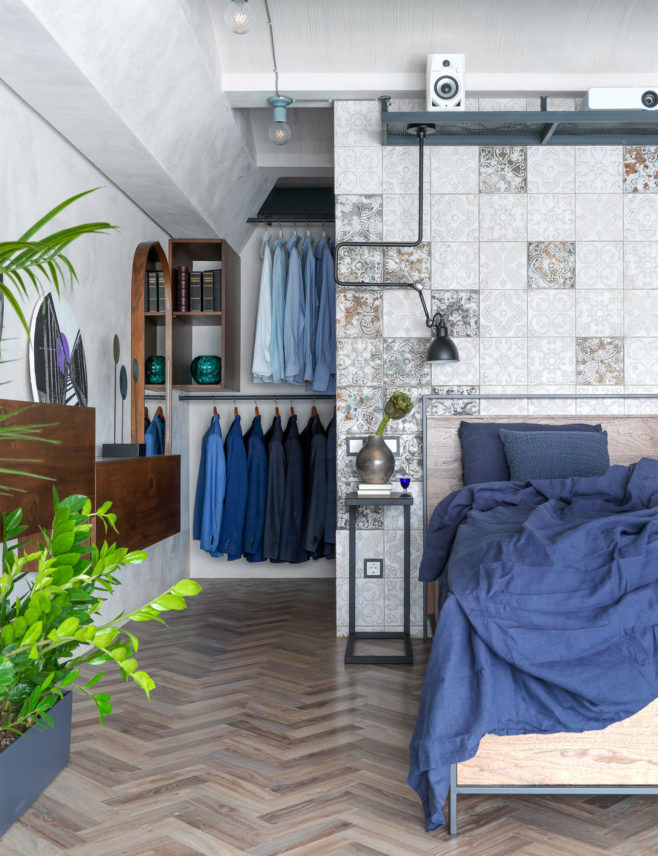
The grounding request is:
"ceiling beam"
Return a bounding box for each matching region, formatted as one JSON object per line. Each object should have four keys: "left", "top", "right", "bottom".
{"left": 223, "top": 72, "right": 658, "bottom": 108}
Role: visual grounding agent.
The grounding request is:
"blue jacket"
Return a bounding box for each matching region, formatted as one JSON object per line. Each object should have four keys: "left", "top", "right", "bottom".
{"left": 217, "top": 414, "right": 248, "bottom": 560}
{"left": 302, "top": 236, "right": 317, "bottom": 383}
{"left": 242, "top": 414, "right": 268, "bottom": 562}
{"left": 283, "top": 233, "right": 305, "bottom": 385}
{"left": 193, "top": 416, "right": 214, "bottom": 539}
{"left": 263, "top": 416, "right": 286, "bottom": 560}
{"left": 271, "top": 237, "right": 287, "bottom": 384}
{"left": 199, "top": 414, "right": 226, "bottom": 554}
{"left": 324, "top": 415, "right": 336, "bottom": 558}
{"left": 278, "top": 415, "right": 307, "bottom": 563}
{"left": 312, "top": 241, "right": 336, "bottom": 394}
{"left": 144, "top": 418, "right": 161, "bottom": 456}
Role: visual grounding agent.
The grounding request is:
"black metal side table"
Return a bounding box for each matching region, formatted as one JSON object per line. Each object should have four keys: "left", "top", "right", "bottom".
{"left": 344, "top": 492, "right": 413, "bottom": 665}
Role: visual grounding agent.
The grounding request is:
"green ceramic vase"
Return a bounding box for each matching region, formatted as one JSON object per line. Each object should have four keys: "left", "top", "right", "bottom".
{"left": 191, "top": 355, "right": 221, "bottom": 385}
{"left": 145, "top": 355, "right": 165, "bottom": 385}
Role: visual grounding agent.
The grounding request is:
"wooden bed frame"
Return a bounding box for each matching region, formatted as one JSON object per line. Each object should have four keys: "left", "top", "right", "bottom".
{"left": 422, "top": 403, "right": 658, "bottom": 835}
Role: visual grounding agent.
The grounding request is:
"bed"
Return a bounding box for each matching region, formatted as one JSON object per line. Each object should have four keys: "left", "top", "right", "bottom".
{"left": 414, "top": 404, "right": 658, "bottom": 835}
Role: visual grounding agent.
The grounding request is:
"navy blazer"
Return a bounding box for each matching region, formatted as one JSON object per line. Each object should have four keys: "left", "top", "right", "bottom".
{"left": 217, "top": 414, "right": 248, "bottom": 560}
{"left": 278, "top": 415, "right": 307, "bottom": 563}
{"left": 243, "top": 414, "right": 268, "bottom": 562}
{"left": 302, "top": 416, "right": 327, "bottom": 555}
{"left": 263, "top": 416, "right": 286, "bottom": 560}
{"left": 323, "top": 416, "right": 336, "bottom": 558}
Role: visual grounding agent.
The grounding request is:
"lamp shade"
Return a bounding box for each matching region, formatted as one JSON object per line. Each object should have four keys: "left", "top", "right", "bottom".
{"left": 427, "top": 321, "right": 459, "bottom": 363}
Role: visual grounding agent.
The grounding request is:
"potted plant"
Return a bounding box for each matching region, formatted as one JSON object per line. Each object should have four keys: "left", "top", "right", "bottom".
{"left": 355, "top": 390, "right": 414, "bottom": 484}
{"left": 0, "top": 491, "right": 200, "bottom": 835}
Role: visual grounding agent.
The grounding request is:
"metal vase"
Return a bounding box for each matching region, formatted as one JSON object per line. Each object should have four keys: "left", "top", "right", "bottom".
{"left": 355, "top": 435, "right": 395, "bottom": 484}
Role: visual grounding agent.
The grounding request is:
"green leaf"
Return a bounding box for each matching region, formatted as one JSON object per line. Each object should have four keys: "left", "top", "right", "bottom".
{"left": 93, "top": 628, "right": 118, "bottom": 649}
{"left": 84, "top": 672, "right": 104, "bottom": 689}
{"left": 121, "top": 658, "right": 138, "bottom": 675}
{"left": 29, "top": 644, "right": 38, "bottom": 660}
{"left": 124, "top": 550, "right": 148, "bottom": 565}
{"left": 154, "top": 593, "right": 186, "bottom": 611}
{"left": 60, "top": 668, "right": 80, "bottom": 688}
{"left": 56, "top": 616, "right": 80, "bottom": 637}
{"left": 52, "top": 530, "right": 75, "bottom": 555}
{"left": 21, "top": 620, "right": 43, "bottom": 647}
{"left": 172, "top": 579, "right": 202, "bottom": 597}
{"left": 132, "top": 670, "right": 155, "bottom": 699}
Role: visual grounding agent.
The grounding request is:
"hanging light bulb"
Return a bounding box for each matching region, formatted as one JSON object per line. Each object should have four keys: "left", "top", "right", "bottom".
{"left": 224, "top": 0, "right": 249, "bottom": 34}
{"left": 267, "top": 95, "right": 293, "bottom": 146}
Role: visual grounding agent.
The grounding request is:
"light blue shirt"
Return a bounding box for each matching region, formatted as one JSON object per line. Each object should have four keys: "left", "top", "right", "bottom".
{"left": 284, "top": 233, "right": 305, "bottom": 385}
{"left": 312, "top": 240, "right": 336, "bottom": 394}
{"left": 252, "top": 231, "right": 273, "bottom": 383}
{"left": 270, "top": 237, "right": 287, "bottom": 384}
{"left": 302, "top": 235, "right": 317, "bottom": 383}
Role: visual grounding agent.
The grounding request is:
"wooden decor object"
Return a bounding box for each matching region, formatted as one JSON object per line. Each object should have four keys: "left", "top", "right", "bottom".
{"left": 0, "top": 399, "right": 94, "bottom": 535}
{"left": 95, "top": 455, "right": 180, "bottom": 550}
{"left": 131, "top": 241, "right": 172, "bottom": 451}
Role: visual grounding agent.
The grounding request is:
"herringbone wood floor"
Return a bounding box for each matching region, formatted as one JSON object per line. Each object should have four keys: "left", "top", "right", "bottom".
{"left": 2, "top": 579, "right": 657, "bottom": 855}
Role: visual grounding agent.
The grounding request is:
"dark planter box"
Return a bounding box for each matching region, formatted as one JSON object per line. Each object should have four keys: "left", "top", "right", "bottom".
{"left": 0, "top": 691, "right": 72, "bottom": 837}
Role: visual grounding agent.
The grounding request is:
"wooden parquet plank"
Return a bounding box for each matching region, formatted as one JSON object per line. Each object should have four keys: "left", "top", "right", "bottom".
{"left": 1, "top": 579, "right": 656, "bottom": 856}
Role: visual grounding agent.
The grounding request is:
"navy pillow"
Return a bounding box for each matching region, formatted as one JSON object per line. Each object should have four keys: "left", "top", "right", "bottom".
{"left": 458, "top": 421, "right": 603, "bottom": 485}
{"left": 499, "top": 429, "right": 610, "bottom": 481}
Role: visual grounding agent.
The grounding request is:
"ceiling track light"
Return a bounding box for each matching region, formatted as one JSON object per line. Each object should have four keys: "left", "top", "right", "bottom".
{"left": 224, "top": 0, "right": 249, "bottom": 34}
{"left": 267, "top": 95, "right": 293, "bottom": 145}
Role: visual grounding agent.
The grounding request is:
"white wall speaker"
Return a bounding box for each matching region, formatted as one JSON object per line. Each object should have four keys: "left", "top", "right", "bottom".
{"left": 586, "top": 87, "right": 658, "bottom": 110}
{"left": 426, "top": 54, "right": 465, "bottom": 111}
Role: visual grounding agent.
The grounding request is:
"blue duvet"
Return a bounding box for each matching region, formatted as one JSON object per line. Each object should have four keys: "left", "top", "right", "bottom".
{"left": 409, "top": 459, "right": 658, "bottom": 831}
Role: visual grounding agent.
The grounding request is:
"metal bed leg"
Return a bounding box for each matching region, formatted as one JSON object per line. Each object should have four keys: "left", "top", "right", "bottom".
{"left": 449, "top": 764, "right": 458, "bottom": 836}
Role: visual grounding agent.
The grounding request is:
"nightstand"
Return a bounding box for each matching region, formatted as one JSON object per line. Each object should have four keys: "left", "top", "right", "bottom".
{"left": 344, "top": 492, "right": 413, "bottom": 665}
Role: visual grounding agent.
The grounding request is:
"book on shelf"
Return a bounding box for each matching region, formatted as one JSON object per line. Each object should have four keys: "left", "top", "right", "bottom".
{"left": 190, "top": 271, "right": 202, "bottom": 312}
{"left": 358, "top": 483, "right": 392, "bottom": 492}
{"left": 175, "top": 266, "right": 189, "bottom": 312}
{"left": 202, "top": 271, "right": 214, "bottom": 311}
{"left": 212, "top": 269, "right": 222, "bottom": 311}
{"left": 146, "top": 271, "right": 158, "bottom": 312}
{"left": 157, "top": 271, "right": 165, "bottom": 311}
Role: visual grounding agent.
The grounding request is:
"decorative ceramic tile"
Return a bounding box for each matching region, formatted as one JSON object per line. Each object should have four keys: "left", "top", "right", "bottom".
{"left": 527, "top": 194, "right": 575, "bottom": 241}
{"left": 527, "top": 290, "right": 575, "bottom": 336}
{"left": 382, "top": 289, "right": 429, "bottom": 338}
{"left": 336, "top": 579, "right": 349, "bottom": 629}
{"left": 528, "top": 337, "right": 576, "bottom": 385}
{"left": 335, "top": 530, "right": 349, "bottom": 577}
{"left": 336, "top": 287, "right": 382, "bottom": 338}
{"left": 624, "top": 243, "right": 658, "bottom": 289}
{"left": 430, "top": 146, "right": 479, "bottom": 193}
{"left": 479, "top": 290, "right": 526, "bottom": 337}
{"left": 336, "top": 338, "right": 383, "bottom": 386}
{"left": 527, "top": 386, "right": 577, "bottom": 416}
{"left": 479, "top": 338, "right": 527, "bottom": 385}
{"left": 336, "top": 194, "right": 383, "bottom": 242}
{"left": 355, "top": 577, "right": 384, "bottom": 628}
{"left": 575, "top": 146, "right": 622, "bottom": 193}
{"left": 479, "top": 195, "right": 527, "bottom": 241}
{"left": 479, "top": 386, "right": 528, "bottom": 416}
{"left": 383, "top": 338, "right": 432, "bottom": 385}
{"left": 337, "top": 480, "right": 385, "bottom": 530}
{"left": 383, "top": 147, "right": 430, "bottom": 194}
{"left": 384, "top": 386, "right": 430, "bottom": 433}
{"left": 427, "top": 387, "right": 479, "bottom": 416}
{"left": 575, "top": 291, "right": 623, "bottom": 336}
{"left": 334, "top": 146, "right": 382, "bottom": 195}
{"left": 546, "top": 97, "right": 576, "bottom": 111}
{"left": 384, "top": 242, "right": 431, "bottom": 284}
{"left": 575, "top": 242, "right": 623, "bottom": 289}
{"left": 624, "top": 195, "right": 658, "bottom": 241}
{"left": 479, "top": 242, "right": 527, "bottom": 288}
{"left": 576, "top": 337, "right": 624, "bottom": 385}
{"left": 336, "top": 440, "right": 356, "bottom": 485}
{"left": 384, "top": 578, "right": 404, "bottom": 629}
{"left": 624, "top": 146, "right": 658, "bottom": 193}
{"left": 383, "top": 193, "right": 431, "bottom": 241}
{"left": 336, "top": 245, "right": 383, "bottom": 283}
{"left": 624, "top": 291, "right": 658, "bottom": 336}
{"left": 353, "top": 529, "right": 385, "bottom": 577}
{"left": 384, "top": 529, "right": 424, "bottom": 577}
{"left": 394, "top": 434, "right": 424, "bottom": 482}
{"left": 479, "top": 146, "right": 527, "bottom": 193}
{"left": 431, "top": 242, "right": 479, "bottom": 289}
{"left": 430, "top": 194, "right": 478, "bottom": 241}
{"left": 430, "top": 339, "right": 479, "bottom": 386}
{"left": 625, "top": 338, "right": 658, "bottom": 385}
{"left": 336, "top": 386, "right": 384, "bottom": 434}
{"left": 623, "top": 387, "right": 658, "bottom": 415}
{"left": 527, "top": 241, "right": 575, "bottom": 288}
{"left": 431, "top": 291, "right": 479, "bottom": 337}
{"left": 385, "top": 480, "right": 425, "bottom": 531}
{"left": 478, "top": 98, "right": 527, "bottom": 111}
{"left": 575, "top": 385, "right": 625, "bottom": 415}
{"left": 334, "top": 100, "right": 381, "bottom": 146}
{"left": 574, "top": 194, "right": 623, "bottom": 241}
{"left": 527, "top": 147, "right": 574, "bottom": 193}
{"left": 388, "top": 97, "right": 425, "bottom": 111}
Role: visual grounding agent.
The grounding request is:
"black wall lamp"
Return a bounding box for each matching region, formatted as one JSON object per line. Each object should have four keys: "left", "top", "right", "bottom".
{"left": 333, "top": 100, "right": 459, "bottom": 364}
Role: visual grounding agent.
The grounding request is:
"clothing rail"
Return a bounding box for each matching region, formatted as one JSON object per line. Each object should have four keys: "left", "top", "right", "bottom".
{"left": 246, "top": 217, "right": 335, "bottom": 224}
{"left": 178, "top": 393, "right": 335, "bottom": 402}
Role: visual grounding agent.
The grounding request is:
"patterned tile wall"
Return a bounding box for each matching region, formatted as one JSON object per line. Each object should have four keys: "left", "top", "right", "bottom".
{"left": 334, "top": 98, "right": 658, "bottom": 637}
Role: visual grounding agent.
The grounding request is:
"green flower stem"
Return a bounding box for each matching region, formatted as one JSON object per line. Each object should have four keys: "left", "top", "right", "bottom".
{"left": 375, "top": 416, "right": 390, "bottom": 436}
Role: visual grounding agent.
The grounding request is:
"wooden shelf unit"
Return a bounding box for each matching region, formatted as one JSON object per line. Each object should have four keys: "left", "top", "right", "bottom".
{"left": 169, "top": 238, "right": 240, "bottom": 392}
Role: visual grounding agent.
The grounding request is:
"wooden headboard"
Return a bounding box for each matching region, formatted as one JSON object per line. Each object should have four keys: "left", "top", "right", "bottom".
{"left": 423, "top": 412, "right": 658, "bottom": 627}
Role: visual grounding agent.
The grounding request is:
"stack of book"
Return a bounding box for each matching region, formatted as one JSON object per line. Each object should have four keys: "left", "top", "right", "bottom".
{"left": 144, "top": 271, "right": 166, "bottom": 311}
{"left": 175, "top": 266, "right": 189, "bottom": 312}
{"left": 357, "top": 483, "right": 393, "bottom": 498}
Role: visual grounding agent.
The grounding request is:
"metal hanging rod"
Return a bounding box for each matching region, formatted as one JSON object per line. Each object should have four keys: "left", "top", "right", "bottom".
{"left": 247, "top": 217, "right": 335, "bottom": 224}
{"left": 429, "top": 393, "right": 658, "bottom": 400}
{"left": 178, "top": 393, "right": 335, "bottom": 402}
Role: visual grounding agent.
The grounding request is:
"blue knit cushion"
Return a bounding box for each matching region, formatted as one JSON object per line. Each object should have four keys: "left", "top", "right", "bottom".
{"left": 499, "top": 429, "right": 610, "bottom": 481}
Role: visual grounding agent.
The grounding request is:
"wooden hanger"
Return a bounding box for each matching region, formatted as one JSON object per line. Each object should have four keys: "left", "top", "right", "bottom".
{"left": 234, "top": 405, "right": 239, "bottom": 416}
{"left": 144, "top": 406, "right": 149, "bottom": 419}
{"left": 290, "top": 404, "right": 295, "bottom": 416}
{"left": 254, "top": 403, "right": 259, "bottom": 416}
{"left": 213, "top": 405, "right": 218, "bottom": 415}
{"left": 155, "top": 406, "right": 165, "bottom": 422}
{"left": 275, "top": 405, "right": 280, "bottom": 418}
{"left": 311, "top": 404, "right": 318, "bottom": 418}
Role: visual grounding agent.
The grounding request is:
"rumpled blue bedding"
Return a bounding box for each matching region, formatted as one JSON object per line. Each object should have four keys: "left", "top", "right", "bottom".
{"left": 409, "top": 459, "right": 658, "bottom": 831}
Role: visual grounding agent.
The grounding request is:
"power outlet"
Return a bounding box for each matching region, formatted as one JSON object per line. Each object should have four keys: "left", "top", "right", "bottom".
{"left": 364, "top": 558, "right": 383, "bottom": 578}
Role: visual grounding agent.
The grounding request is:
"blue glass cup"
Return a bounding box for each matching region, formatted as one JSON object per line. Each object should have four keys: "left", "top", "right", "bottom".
{"left": 400, "top": 477, "right": 411, "bottom": 496}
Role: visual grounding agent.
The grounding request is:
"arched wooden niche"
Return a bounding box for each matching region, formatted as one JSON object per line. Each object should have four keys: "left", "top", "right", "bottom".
{"left": 130, "top": 241, "right": 172, "bottom": 452}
